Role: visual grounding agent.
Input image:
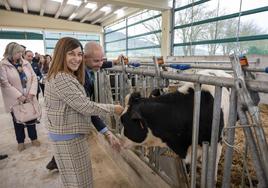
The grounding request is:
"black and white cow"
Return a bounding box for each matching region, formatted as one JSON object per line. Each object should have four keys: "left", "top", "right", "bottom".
{"left": 119, "top": 70, "right": 231, "bottom": 176}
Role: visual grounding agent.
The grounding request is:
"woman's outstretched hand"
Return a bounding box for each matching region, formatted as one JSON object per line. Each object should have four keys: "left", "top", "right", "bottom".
{"left": 114, "top": 105, "right": 124, "bottom": 115}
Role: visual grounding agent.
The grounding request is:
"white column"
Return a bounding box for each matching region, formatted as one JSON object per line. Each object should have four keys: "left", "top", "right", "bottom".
{"left": 161, "top": 9, "right": 171, "bottom": 59}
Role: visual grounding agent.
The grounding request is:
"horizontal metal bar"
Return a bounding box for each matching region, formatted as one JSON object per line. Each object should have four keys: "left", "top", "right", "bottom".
{"left": 164, "top": 61, "right": 231, "bottom": 64}
{"left": 44, "top": 38, "right": 59, "bottom": 40}
{"left": 124, "top": 60, "right": 231, "bottom": 64}
{"left": 127, "top": 14, "right": 162, "bottom": 28}
{"left": 105, "top": 38, "right": 126, "bottom": 44}
{"left": 106, "top": 67, "right": 268, "bottom": 93}
{"left": 124, "top": 62, "right": 266, "bottom": 73}
{"left": 224, "top": 125, "right": 257, "bottom": 129}
{"left": 174, "top": 6, "right": 268, "bottom": 29}
{"left": 174, "top": 0, "right": 210, "bottom": 12}
{"left": 109, "top": 58, "right": 258, "bottom": 65}
{"left": 174, "top": 34, "right": 268, "bottom": 46}
{"left": 128, "top": 30, "right": 162, "bottom": 40}
{"left": 104, "top": 26, "right": 126, "bottom": 36}
{"left": 163, "top": 64, "right": 267, "bottom": 73}
{"left": 0, "top": 31, "right": 43, "bottom": 40}
{"left": 106, "top": 45, "right": 160, "bottom": 53}
{"left": 105, "top": 30, "right": 161, "bottom": 44}
{"left": 106, "top": 49, "right": 126, "bottom": 53}
{"left": 45, "top": 38, "right": 99, "bottom": 41}
{"left": 104, "top": 14, "right": 162, "bottom": 35}
{"left": 128, "top": 45, "right": 161, "bottom": 51}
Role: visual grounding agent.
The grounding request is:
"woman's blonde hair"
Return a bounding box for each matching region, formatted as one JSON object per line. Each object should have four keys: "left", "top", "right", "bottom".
{"left": 47, "top": 37, "right": 85, "bottom": 85}
{"left": 3, "top": 42, "right": 24, "bottom": 60}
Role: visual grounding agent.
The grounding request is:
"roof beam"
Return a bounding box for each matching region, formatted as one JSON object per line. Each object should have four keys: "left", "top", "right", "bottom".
{"left": 22, "top": 0, "right": 28, "bottom": 13}
{"left": 91, "top": 6, "right": 121, "bottom": 25}
{"left": 0, "top": 10, "right": 102, "bottom": 33}
{"left": 68, "top": 1, "right": 87, "bottom": 20}
{"left": 40, "top": 0, "right": 46, "bottom": 16}
{"left": 80, "top": 3, "right": 106, "bottom": 23}
{"left": 91, "top": 12, "right": 106, "bottom": 25}
{"left": 101, "top": 8, "right": 140, "bottom": 27}
{"left": 100, "top": 7, "right": 126, "bottom": 23}
{"left": 2, "top": 0, "right": 11, "bottom": 11}
{"left": 91, "top": 0, "right": 170, "bottom": 11}
{"left": 55, "top": 0, "right": 68, "bottom": 19}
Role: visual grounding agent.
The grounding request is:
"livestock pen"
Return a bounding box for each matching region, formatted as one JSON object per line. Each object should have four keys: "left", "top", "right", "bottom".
{"left": 94, "top": 55, "right": 268, "bottom": 187}
{"left": 1, "top": 0, "right": 268, "bottom": 188}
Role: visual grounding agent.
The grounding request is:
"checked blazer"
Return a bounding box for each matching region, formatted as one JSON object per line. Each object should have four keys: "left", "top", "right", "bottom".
{"left": 44, "top": 72, "right": 115, "bottom": 135}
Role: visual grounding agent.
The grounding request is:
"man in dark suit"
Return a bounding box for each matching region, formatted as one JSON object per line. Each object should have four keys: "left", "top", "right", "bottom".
{"left": 46, "top": 42, "right": 120, "bottom": 170}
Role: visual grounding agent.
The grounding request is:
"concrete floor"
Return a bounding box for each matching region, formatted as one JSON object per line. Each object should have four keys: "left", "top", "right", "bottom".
{"left": 0, "top": 89, "right": 171, "bottom": 188}
{"left": 0, "top": 91, "right": 133, "bottom": 188}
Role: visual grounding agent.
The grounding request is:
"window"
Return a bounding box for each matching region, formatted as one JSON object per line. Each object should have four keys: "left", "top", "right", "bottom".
{"left": 105, "top": 10, "right": 162, "bottom": 58}
{"left": 44, "top": 31, "right": 100, "bottom": 55}
{"left": 173, "top": 0, "right": 268, "bottom": 55}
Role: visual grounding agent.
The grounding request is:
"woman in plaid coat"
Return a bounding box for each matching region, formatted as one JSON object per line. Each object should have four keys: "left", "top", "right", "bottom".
{"left": 44, "top": 37, "right": 124, "bottom": 188}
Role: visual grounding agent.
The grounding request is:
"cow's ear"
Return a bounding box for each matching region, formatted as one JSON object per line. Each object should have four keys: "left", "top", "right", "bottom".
{"left": 129, "top": 92, "right": 141, "bottom": 104}
{"left": 131, "top": 111, "right": 142, "bottom": 120}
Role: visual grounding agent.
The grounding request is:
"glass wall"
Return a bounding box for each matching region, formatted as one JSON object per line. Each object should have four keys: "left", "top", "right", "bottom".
{"left": 173, "top": 0, "right": 268, "bottom": 56}
{"left": 44, "top": 31, "right": 100, "bottom": 55}
{"left": 104, "top": 10, "right": 162, "bottom": 58}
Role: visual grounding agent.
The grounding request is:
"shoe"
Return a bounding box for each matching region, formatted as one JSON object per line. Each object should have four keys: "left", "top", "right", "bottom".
{"left": 46, "top": 156, "right": 58, "bottom": 170}
{"left": 18, "top": 143, "right": 25, "bottom": 152}
{"left": 0, "top": 154, "right": 8, "bottom": 160}
{"left": 32, "top": 139, "right": 41, "bottom": 147}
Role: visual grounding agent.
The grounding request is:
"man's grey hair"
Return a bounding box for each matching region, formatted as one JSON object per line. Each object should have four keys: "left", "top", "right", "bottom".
{"left": 84, "top": 41, "right": 104, "bottom": 56}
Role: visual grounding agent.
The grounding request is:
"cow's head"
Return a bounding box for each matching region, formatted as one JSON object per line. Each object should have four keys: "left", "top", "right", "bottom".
{"left": 120, "top": 92, "right": 149, "bottom": 147}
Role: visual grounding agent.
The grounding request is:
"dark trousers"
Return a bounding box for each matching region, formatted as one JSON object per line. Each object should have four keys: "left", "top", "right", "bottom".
{"left": 11, "top": 113, "right": 37, "bottom": 143}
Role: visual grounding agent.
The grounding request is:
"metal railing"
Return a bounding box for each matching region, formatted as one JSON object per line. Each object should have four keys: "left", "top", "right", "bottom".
{"left": 95, "top": 56, "right": 268, "bottom": 187}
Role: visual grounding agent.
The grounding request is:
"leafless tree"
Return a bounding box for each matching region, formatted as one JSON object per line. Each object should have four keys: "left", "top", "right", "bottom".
{"left": 220, "top": 20, "right": 266, "bottom": 55}
{"left": 174, "top": 2, "right": 208, "bottom": 55}
{"left": 139, "top": 10, "right": 162, "bottom": 45}
{"left": 125, "top": 2, "right": 267, "bottom": 56}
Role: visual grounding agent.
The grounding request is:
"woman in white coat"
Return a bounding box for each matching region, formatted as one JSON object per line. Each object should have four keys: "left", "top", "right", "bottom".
{"left": 0, "top": 42, "right": 40, "bottom": 151}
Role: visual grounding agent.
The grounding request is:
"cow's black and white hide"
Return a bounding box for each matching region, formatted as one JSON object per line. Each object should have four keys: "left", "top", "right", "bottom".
{"left": 120, "top": 70, "right": 231, "bottom": 178}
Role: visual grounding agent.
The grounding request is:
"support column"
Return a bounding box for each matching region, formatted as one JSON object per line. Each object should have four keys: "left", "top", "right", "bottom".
{"left": 161, "top": 9, "right": 171, "bottom": 59}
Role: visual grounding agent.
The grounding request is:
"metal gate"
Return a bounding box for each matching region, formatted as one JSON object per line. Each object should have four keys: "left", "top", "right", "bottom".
{"left": 95, "top": 55, "right": 268, "bottom": 188}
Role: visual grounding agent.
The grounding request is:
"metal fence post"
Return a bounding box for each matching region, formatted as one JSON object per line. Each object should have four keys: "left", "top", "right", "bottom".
{"left": 222, "top": 88, "right": 238, "bottom": 188}
{"left": 207, "top": 86, "right": 223, "bottom": 187}
{"left": 237, "top": 103, "right": 268, "bottom": 187}
{"left": 230, "top": 54, "right": 268, "bottom": 184}
{"left": 190, "top": 83, "right": 201, "bottom": 188}
{"left": 201, "top": 141, "right": 209, "bottom": 188}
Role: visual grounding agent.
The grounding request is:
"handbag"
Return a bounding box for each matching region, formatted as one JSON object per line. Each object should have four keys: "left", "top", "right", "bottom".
{"left": 11, "top": 99, "right": 41, "bottom": 125}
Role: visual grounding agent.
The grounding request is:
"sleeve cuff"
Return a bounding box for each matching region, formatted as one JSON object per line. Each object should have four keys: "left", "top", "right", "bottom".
{"left": 99, "top": 127, "right": 109, "bottom": 134}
